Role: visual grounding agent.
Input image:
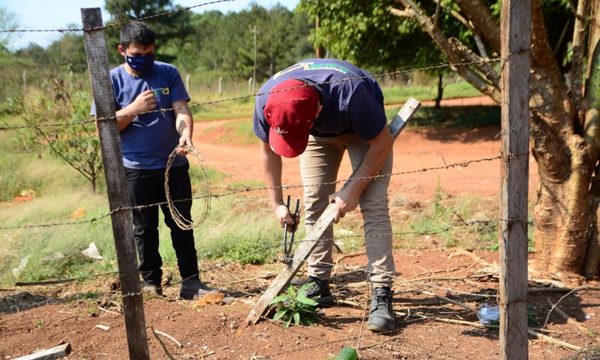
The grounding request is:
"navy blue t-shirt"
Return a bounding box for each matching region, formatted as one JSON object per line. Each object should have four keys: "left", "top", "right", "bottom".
{"left": 253, "top": 59, "right": 386, "bottom": 143}
{"left": 93, "top": 61, "right": 190, "bottom": 170}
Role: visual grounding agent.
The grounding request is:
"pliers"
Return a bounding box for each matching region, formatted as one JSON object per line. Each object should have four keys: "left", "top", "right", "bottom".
{"left": 283, "top": 195, "right": 300, "bottom": 265}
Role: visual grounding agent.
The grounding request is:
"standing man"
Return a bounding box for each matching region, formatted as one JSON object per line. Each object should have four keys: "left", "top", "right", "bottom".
{"left": 253, "top": 59, "right": 396, "bottom": 333}
{"left": 95, "top": 21, "right": 213, "bottom": 300}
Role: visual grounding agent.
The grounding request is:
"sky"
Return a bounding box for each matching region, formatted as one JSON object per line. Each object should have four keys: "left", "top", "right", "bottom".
{"left": 1, "top": 0, "right": 299, "bottom": 50}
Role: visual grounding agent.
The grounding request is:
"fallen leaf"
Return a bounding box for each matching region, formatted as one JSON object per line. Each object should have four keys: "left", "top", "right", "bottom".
{"left": 193, "top": 292, "right": 225, "bottom": 308}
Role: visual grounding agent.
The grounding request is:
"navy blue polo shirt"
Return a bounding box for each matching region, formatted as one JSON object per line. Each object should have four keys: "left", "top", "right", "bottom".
{"left": 253, "top": 59, "right": 386, "bottom": 143}
{"left": 93, "top": 61, "right": 190, "bottom": 170}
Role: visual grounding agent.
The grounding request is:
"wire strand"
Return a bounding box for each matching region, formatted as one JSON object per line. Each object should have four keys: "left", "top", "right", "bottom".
{"left": 0, "top": 0, "right": 235, "bottom": 33}
{"left": 0, "top": 58, "right": 501, "bottom": 131}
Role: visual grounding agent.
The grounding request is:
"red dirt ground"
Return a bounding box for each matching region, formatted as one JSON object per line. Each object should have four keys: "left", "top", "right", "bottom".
{"left": 3, "top": 99, "right": 597, "bottom": 360}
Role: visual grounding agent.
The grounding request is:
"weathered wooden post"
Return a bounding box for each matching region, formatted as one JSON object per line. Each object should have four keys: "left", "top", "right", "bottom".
{"left": 499, "top": 0, "right": 532, "bottom": 358}
{"left": 81, "top": 8, "right": 150, "bottom": 360}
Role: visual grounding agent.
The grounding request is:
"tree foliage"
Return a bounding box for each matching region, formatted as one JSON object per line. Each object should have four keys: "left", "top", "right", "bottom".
{"left": 178, "top": 4, "right": 312, "bottom": 81}
{"left": 299, "top": 0, "right": 574, "bottom": 71}
{"left": 299, "top": 0, "right": 445, "bottom": 70}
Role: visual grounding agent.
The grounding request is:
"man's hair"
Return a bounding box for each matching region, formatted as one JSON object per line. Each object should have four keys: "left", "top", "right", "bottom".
{"left": 119, "top": 21, "right": 156, "bottom": 48}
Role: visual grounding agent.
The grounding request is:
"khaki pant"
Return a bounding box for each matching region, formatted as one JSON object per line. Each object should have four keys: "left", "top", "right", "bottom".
{"left": 300, "top": 133, "right": 395, "bottom": 287}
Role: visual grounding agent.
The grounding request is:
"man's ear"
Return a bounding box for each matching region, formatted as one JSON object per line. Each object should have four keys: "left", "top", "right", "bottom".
{"left": 117, "top": 44, "right": 125, "bottom": 56}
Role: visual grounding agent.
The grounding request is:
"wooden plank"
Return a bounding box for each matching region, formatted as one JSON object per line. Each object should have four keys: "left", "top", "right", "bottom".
{"left": 246, "top": 98, "right": 421, "bottom": 324}
{"left": 499, "top": 0, "right": 531, "bottom": 359}
{"left": 15, "top": 343, "right": 71, "bottom": 360}
{"left": 80, "top": 8, "right": 150, "bottom": 360}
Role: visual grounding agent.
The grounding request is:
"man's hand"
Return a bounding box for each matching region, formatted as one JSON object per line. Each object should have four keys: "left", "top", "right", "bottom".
{"left": 132, "top": 89, "right": 157, "bottom": 113}
{"left": 274, "top": 204, "right": 300, "bottom": 230}
{"left": 176, "top": 135, "right": 193, "bottom": 156}
{"left": 115, "top": 89, "right": 158, "bottom": 131}
{"left": 174, "top": 100, "right": 193, "bottom": 156}
{"left": 328, "top": 188, "right": 359, "bottom": 223}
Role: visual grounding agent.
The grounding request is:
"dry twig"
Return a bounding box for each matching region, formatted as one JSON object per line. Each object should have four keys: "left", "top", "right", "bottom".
{"left": 154, "top": 329, "right": 183, "bottom": 348}
{"left": 151, "top": 326, "right": 176, "bottom": 360}
{"left": 98, "top": 306, "right": 120, "bottom": 316}
{"left": 420, "top": 290, "right": 477, "bottom": 314}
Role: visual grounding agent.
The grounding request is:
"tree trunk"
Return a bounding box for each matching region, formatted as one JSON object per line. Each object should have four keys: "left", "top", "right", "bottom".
{"left": 396, "top": 0, "right": 600, "bottom": 279}
{"left": 584, "top": 39, "right": 600, "bottom": 277}
{"left": 434, "top": 72, "right": 443, "bottom": 109}
{"left": 530, "top": 0, "right": 600, "bottom": 279}
{"left": 315, "top": 15, "right": 326, "bottom": 58}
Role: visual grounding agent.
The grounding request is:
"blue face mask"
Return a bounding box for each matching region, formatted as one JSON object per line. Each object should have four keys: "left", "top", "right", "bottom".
{"left": 125, "top": 53, "right": 155, "bottom": 74}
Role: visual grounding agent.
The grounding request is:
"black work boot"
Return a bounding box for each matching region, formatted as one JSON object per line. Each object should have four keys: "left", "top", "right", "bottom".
{"left": 302, "top": 276, "right": 334, "bottom": 307}
{"left": 367, "top": 286, "right": 395, "bottom": 333}
{"left": 180, "top": 277, "right": 219, "bottom": 300}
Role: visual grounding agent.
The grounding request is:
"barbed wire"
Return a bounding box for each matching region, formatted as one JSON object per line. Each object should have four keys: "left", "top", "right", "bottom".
{"left": 12, "top": 214, "right": 523, "bottom": 288}
{"left": 0, "top": 154, "right": 505, "bottom": 230}
{"left": 0, "top": 57, "right": 502, "bottom": 132}
{"left": 0, "top": 0, "right": 235, "bottom": 34}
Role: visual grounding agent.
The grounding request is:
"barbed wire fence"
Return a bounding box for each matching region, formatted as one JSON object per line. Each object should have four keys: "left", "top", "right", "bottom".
{"left": 0, "top": 1, "right": 578, "bottom": 359}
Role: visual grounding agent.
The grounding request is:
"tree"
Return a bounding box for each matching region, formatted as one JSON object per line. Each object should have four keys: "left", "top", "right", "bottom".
{"left": 18, "top": 78, "right": 103, "bottom": 193}
{"left": 0, "top": 7, "right": 17, "bottom": 49}
{"left": 45, "top": 31, "right": 88, "bottom": 73}
{"left": 178, "top": 5, "right": 312, "bottom": 82}
{"left": 301, "top": 0, "right": 600, "bottom": 280}
{"left": 104, "top": 0, "right": 194, "bottom": 64}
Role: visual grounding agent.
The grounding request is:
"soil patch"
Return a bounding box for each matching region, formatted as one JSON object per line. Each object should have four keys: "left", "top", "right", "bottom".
{"left": 1, "top": 250, "right": 593, "bottom": 359}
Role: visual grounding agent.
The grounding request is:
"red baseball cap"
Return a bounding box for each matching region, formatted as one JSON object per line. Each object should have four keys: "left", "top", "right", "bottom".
{"left": 263, "top": 79, "right": 320, "bottom": 158}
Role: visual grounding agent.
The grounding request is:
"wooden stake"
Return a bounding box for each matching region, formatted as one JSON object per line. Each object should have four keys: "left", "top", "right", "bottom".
{"left": 246, "top": 98, "right": 421, "bottom": 324}
{"left": 14, "top": 343, "right": 71, "bottom": 360}
{"left": 499, "top": 0, "right": 532, "bottom": 359}
{"left": 81, "top": 8, "right": 150, "bottom": 360}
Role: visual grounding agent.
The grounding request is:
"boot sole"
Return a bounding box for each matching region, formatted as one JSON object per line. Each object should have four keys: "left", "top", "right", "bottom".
{"left": 367, "top": 323, "right": 395, "bottom": 333}
{"left": 316, "top": 294, "right": 335, "bottom": 308}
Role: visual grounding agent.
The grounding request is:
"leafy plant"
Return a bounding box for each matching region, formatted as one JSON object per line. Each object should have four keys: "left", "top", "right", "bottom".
{"left": 19, "top": 77, "right": 103, "bottom": 193}
{"left": 270, "top": 283, "right": 319, "bottom": 327}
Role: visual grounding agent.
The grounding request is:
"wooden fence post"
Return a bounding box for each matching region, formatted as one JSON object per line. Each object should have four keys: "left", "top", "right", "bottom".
{"left": 499, "top": 0, "right": 532, "bottom": 359}
{"left": 81, "top": 8, "right": 150, "bottom": 360}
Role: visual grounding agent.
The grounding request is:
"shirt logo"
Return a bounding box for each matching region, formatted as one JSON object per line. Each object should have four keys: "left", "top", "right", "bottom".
{"left": 273, "top": 62, "right": 351, "bottom": 79}
{"left": 152, "top": 87, "right": 170, "bottom": 96}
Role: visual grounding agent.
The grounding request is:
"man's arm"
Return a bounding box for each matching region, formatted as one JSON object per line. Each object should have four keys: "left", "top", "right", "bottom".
{"left": 260, "top": 141, "right": 297, "bottom": 227}
{"left": 328, "top": 126, "right": 394, "bottom": 222}
{"left": 174, "top": 99, "right": 193, "bottom": 155}
{"left": 115, "top": 90, "right": 157, "bottom": 132}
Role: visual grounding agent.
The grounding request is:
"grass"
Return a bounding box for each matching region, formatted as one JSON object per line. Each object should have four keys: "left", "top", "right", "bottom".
{"left": 383, "top": 81, "right": 481, "bottom": 105}
{"left": 0, "top": 123, "right": 282, "bottom": 285}
{"left": 390, "top": 180, "right": 501, "bottom": 250}
{"left": 386, "top": 105, "right": 500, "bottom": 129}
{"left": 0, "top": 148, "right": 513, "bottom": 285}
{"left": 192, "top": 96, "right": 255, "bottom": 121}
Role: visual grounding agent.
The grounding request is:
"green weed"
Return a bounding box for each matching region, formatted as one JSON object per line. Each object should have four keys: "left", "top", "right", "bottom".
{"left": 270, "top": 283, "right": 319, "bottom": 327}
